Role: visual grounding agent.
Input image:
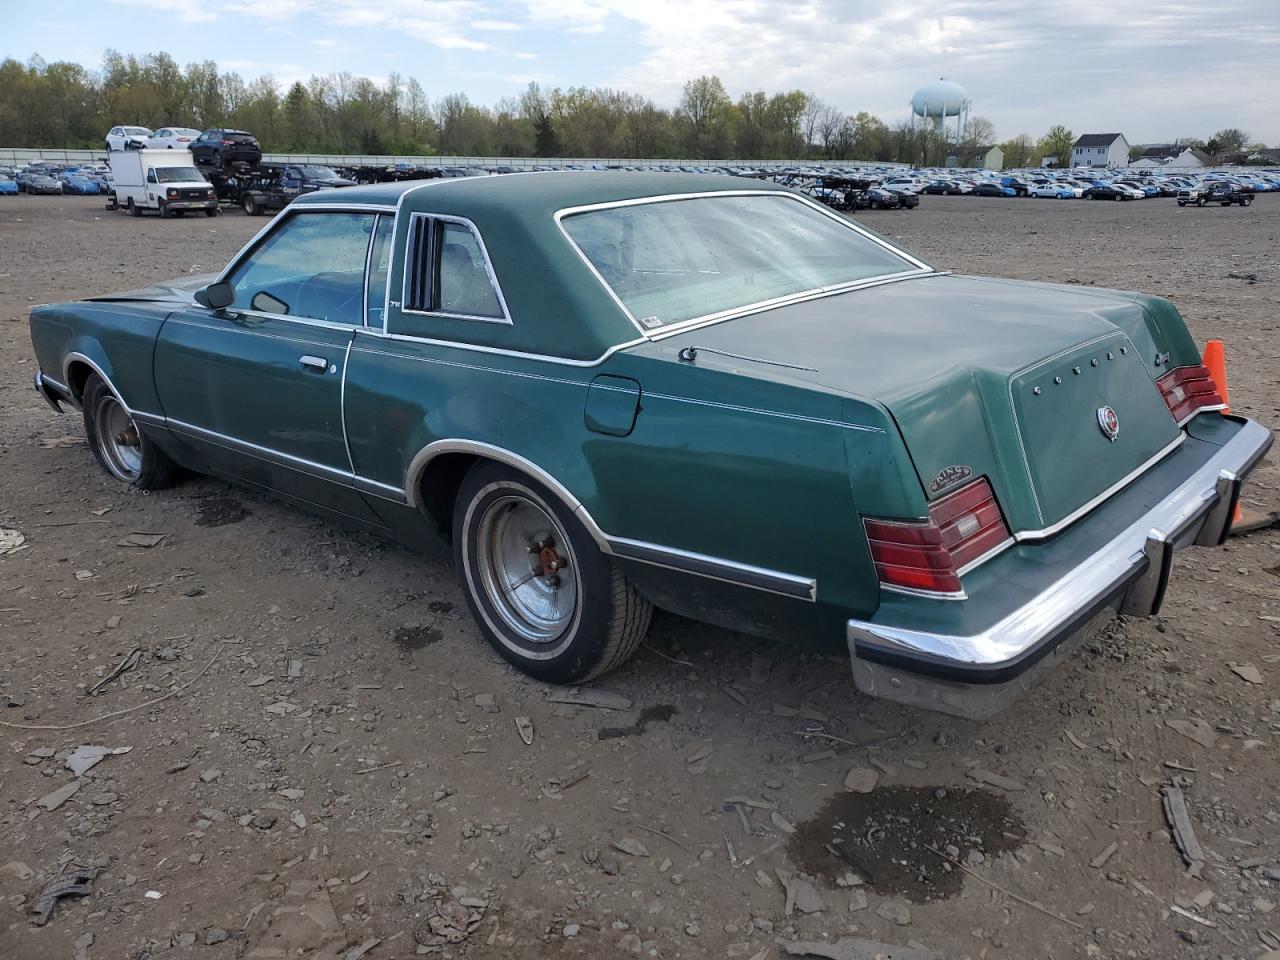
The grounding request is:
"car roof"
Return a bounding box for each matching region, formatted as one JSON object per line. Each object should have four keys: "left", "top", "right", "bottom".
{"left": 293, "top": 170, "right": 790, "bottom": 214}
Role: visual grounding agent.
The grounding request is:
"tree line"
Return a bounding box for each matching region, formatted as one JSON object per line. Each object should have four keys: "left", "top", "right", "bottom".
{"left": 0, "top": 52, "right": 1265, "bottom": 165}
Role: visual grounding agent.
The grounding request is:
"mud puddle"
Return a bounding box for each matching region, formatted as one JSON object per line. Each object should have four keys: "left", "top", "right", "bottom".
{"left": 598, "top": 704, "right": 678, "bottom": 740}
{"left": 788, "top": 785, "right": 1024, "bottom": 900}
{"left": 393, "top": 623, "right": 442, "bottom": 653}
{"left": 196, "top": 496, "right": 251, "bottom": 527}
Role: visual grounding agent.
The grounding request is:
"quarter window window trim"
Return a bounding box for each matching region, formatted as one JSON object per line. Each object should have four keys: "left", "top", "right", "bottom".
{"left": 399, "top": 213, "right": 513, "bottom": 325}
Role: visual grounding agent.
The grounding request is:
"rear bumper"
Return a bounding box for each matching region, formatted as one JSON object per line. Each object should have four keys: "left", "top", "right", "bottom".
{"left": 847, "top": 416, "right": 1272, "bottom": 719}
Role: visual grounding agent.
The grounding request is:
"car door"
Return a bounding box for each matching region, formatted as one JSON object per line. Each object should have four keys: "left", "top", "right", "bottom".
{"left": 155, "top": 208, "right": 389, "bottom": 525}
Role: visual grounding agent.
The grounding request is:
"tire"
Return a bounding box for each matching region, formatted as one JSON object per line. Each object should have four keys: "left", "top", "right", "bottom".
{"left": 205, "top": 207, "right": 219, "bottom": 217}
{"left": 159, "top": 199, "right": 171, "bottom": 219}
{"left": 1177, "top": 201, "right": 1185, "bottom": 206}
{"left": 242, "top": 195, "right": 258, "bottom": 216}
{"left": 128, "top": 198, "right": 141, "bottom": 217}
{"left": 104, "top": 141, "right": 111, "bottom": 153}
{"left": 1197, "top": 197, "right": 1207, "bottom": 207}
{"left": 1242, "top": 196, "right": 1252, "bottom": 206}
{"left": 82, "top": 374, "right": 177, "bottom": 489}
{"left": 453, "top": 461, "right": 651, "bottom": 684}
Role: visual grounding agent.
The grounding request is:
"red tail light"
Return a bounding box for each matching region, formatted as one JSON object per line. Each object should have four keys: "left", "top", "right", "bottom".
{"left": 1156, "top": 365, "right": 1225, "bottom": 424}
{"left": 863, "top": 479, "right": 1011, "bottom": 597}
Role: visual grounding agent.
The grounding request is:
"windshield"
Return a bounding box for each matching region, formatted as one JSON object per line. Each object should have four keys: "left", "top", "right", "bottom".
{"left": 125, "top": 127, "right": 152, "bottom": 135}
{"left": 561, "top": 194, "right": 919, "bottom": 330}
{"left": 298, "top": 165, "right": 340, "bottom": 179}
{"left": 155, "top": 167, "right": 205, "bottom": 183}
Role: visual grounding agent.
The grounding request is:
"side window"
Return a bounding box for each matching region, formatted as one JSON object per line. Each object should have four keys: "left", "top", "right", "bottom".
{"left": 401, "top": 216, "right": 507, "bottom": 323}
{"left": 147, "top": 169, "right": 158, "bottom": 183}
{"left": 437, "top": 222, "right": 504, "bottom": 319}
{"left": 226, "top": 212, "right": 376, "bottom": 326}
{"left": 365, "top": 215, "right": 394, "bottom": 328}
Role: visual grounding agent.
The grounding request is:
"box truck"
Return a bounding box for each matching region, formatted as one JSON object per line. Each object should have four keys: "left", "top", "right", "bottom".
{"left": 109, "top": 150, "right": 219, "bottom": 217}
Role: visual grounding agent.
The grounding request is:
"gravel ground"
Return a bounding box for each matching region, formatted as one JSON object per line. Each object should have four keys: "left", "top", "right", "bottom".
{"left": 1, "top": 192, "right": 1277, "bottom": 960}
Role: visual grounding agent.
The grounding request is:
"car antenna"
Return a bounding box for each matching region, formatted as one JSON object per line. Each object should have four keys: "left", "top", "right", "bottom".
{"left": 676, "top": 345, "right": 816, "bottom": 372}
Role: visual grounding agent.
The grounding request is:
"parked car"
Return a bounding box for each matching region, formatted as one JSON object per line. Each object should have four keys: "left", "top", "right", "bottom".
{"left": 59, "top": 174, "right": 101, "bottom": 195}
{"left": 279, "top": 164, "right": 357, "bottom": 193}
{"left": 1028, "top": 183, "right": 1076, "bottom": 199}
{"left": 189, "top": 129, "right": 263, "bottom": 168}
{"left": 147, "top": 127, "right": 203, "bottom": 149}
{"left": 1083, "top": 184, "right": 1132, "bottom": 201}
{"left": 0, "top": 175, "right": 17, "bottom": 196}
{"left": 922, "top": 180, "right": 963, "bottom": 195}
{"left": 861, "top": 186, "right": 901, "bottom": 209}
{"left": 25, "top": 174, "right": 63, "bottom": 195}
{"left": 105, "top": 125, "right": 154, "bottom": 151}
{"left": 109, "top": 150, "right": 218, "bottom": 217}
{"left": 883, "top": 187, "right": 920, "bottom": 208}
{"left": 1178, "top": 182, "right": 1255, "bottom": 207}
{"left": 972, "top": 182, "right": 1016, "bottom": 197}
{"left": 28, "top": 173, "right": 1272, "bottom": 719}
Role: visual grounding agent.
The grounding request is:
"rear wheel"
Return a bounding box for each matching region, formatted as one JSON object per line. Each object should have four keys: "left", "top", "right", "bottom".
{"left": 205, "top": 207, "right": 219, "bottom": 217}
{"left": 128, "top": 198, "right": 141, "bottom": 217}
{"left": 242, "top": 195, "right": 259, "bottom": 216}
{"left": 1242, "top": 196, "right": 1253, "bottom": 206}
{"left": 453, "top": 461, "right": 651, "bottom": 684}
{"left": 82, "top": 374, "right": 176, "bottom": 489}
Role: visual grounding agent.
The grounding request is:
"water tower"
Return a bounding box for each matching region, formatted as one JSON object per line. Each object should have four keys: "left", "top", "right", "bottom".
{"left": 910, "top": 78, "right": 971, "bottom": 140}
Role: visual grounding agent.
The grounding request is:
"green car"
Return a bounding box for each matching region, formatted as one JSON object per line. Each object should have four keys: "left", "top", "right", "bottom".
{"left": 29, "top": 173, "right": 1271, "bottom": 718}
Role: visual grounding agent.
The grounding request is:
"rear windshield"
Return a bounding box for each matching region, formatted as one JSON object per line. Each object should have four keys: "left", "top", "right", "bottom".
{"left": 155, "top": 167, "right": 205, "bottom": 183}
{"left": 560, "top": 194, "right": 918, "bottom": 329}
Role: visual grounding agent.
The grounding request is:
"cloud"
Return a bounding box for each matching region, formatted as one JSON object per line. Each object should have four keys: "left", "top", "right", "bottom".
{"left": 471, "top": 18, "right": 523, "bottom": 30}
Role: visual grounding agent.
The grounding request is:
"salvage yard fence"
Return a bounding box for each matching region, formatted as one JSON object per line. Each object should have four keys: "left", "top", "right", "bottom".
{"left": 0, "top": 148, "right": 904, "bottom": 171}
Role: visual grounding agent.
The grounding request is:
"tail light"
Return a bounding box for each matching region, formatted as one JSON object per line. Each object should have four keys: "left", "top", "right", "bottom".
{"left": 1156, "top": 365, "right": 1225, "bottom": 424}
{"left": 863, "top": 479, "right": 1011, "bottom": 597}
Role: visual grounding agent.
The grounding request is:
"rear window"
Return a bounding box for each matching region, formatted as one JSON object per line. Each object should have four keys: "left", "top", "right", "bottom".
{"left": 560, "top": 194, "right": 918, "bottom": 330}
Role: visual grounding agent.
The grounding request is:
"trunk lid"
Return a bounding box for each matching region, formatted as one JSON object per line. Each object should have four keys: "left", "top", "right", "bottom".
{"left": 657, "top": 273, "right": 1182, "bottom": 534}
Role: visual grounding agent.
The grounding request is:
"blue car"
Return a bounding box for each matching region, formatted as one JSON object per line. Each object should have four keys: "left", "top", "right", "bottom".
{"left": 59, "top": 174, "right": 101, "bottom": 195}
{"left": 0, "top": 176, "right": 18, "bottom": 196}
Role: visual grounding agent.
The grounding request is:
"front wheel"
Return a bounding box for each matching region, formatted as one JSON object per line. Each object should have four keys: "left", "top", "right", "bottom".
{"left": 205, "top": 207, "right": 219, "bottom": 217}
{"left": 242, "top": 195, "right": 259, "bottom": 216}
{"left": 159, "top": 200, "right": 171, "bottom": 218}
{"left": 1197, "top": 197, "right": 1207, "bottom": 207}
{"left": 453, "top": 462, "right": 651, "bottom": 684}
{"left": 1242, "top": 196, "right": 1253, "bottom": 206}
{"left": 82, "top": 374, "right": 177, "bottom": 489}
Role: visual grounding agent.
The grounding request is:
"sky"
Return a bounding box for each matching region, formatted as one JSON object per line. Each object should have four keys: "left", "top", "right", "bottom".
{"left": 6, "top": 0, "right": 1280, "bottom": 146}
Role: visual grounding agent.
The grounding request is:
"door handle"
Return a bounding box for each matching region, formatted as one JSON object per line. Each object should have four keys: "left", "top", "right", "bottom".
{"left": 299, "top": 355, "right": 329, "bottom": 372}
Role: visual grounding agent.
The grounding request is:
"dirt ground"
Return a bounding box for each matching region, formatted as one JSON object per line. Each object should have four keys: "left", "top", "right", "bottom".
{"left": 1, "top": 192, "right": 1277, "bottom": 960}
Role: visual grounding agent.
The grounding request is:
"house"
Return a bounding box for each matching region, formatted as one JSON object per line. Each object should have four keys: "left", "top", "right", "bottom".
{"left": 945, "top": 144, "right": 1004, "bottom": 169}
{"left": 1070, "top": 133, "right": 1130, "bottom": 168}
{"left": 1135, "top": 144, "right": 1214, "bottom": 169}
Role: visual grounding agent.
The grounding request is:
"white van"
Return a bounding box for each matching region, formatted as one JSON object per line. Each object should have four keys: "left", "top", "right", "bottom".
{"left": 109, "top": 150, "right": 219, "bottom": 217}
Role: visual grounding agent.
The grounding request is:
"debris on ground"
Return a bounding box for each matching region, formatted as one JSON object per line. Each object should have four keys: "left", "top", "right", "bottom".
{"left": 1165, "top": 717, "right": 1217, "bottom": 748}
{"left": 515, "top": 716, "right": 534, "bottom": 745}
{"left": 36, "top": 778, "right": 86, "bottom": 811}
{"left": 30, "top": 868, "right": 97, "bottom": 925}
{"left": 843, "top": 767, "right": 879, "bottom": 793}
{"left": 1162, "top": 784, "right": 1205, "bottom": 876}
{"left": 244, "top": 880, "right": 342, "bottom": 959}
{"left": 87, "top": 647, "right": 142, "bottom": 696}
{"left": 118, "top": 532, "right": 166, "bottom": 548}
{"left": 413, "top": 894, "right": 487, "bottom": 948}
{"left": 965, "top": 768, "right": 1026, "bottom": 792}
{"left": 0, "top": 528, "right": 26, "bottom": 556}
{"left": 1228, "top": 662, "right": 1263, "bottom": 684}
{"left": 65, "top": 744, "right": 132, "bottom": 776}
{"left": 783, "top": 937, "right": 940, "bottom": 960}
{"left": 545, "top": 688, "right": 633, "bottom": 710}
{"left": 777, "top": 869, "right": 825, "bottom": 915}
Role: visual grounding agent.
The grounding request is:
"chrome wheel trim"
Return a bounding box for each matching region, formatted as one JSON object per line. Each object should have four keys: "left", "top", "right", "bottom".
{"left": 474, "top": 494, "right": 580, "bottom": 645}
{"left": 93, "top": 394, "right": 143, "bottom": 482}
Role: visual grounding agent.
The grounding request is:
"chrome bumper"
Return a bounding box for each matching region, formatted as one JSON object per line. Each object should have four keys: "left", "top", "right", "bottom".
{"left": 847, "top": 417, "right": 1273, "bottom": 719}
{"left": 33, "top": 370, "right": 72, "bottom": 412}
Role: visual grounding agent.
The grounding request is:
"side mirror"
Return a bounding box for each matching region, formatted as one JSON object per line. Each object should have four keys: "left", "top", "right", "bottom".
{"left": 194, "top": 280, "right": 234, "bottom": 311}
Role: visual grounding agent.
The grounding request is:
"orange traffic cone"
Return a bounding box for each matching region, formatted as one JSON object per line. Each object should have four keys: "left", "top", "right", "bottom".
{"left": 1202, "top": 339, "right": 1243, "bottom": 527}
{"left": 1202, "top": 339, "right": 1230, "bottom": 413}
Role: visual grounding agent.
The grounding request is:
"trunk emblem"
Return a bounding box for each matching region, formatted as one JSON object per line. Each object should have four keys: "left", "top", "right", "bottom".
{"left": 929, "top": 464, "right": 972, "bottom": 494}
{"left": 1097, "top": 406, "right": 1120, "bottom": 442}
